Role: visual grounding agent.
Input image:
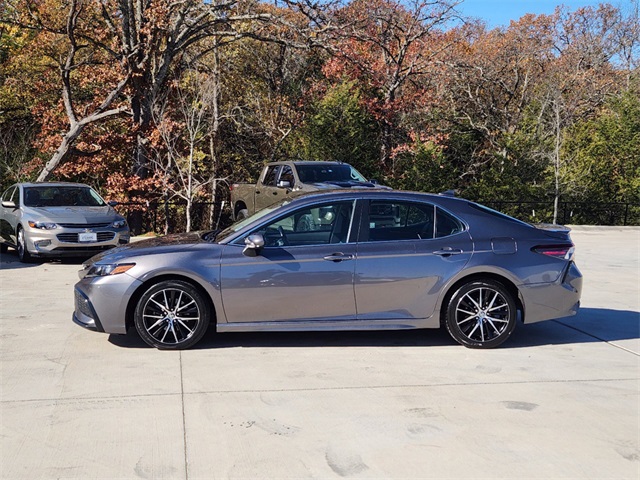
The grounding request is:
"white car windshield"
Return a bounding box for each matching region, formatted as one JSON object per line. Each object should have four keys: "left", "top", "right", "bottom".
{"left": 24, "top": 186, "right": 106, "bottom": 207}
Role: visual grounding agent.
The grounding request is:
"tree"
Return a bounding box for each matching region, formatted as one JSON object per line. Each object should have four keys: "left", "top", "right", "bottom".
{"left": 295, "top": 80, "right": 379, "bottom": 176}
{"left": 565, "top": 91, "right": 640, "bottom": 207}
{"left": 2, "top": 0, "right": 274, "bottom": 182}
{"left": 322, "top": 0, "right": 459, "bottom": 176}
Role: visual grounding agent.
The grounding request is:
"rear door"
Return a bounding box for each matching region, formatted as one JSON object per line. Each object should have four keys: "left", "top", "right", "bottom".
{"left": 354, "top": 199, "right": 473, "bottom": 321}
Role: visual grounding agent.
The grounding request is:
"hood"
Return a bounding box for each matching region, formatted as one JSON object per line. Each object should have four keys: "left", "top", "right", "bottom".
{"left": 25, "top": 205, "right": 121, "bottom": 223}
{"left": 87, "top": 231, "right": 208, "bottom": 264}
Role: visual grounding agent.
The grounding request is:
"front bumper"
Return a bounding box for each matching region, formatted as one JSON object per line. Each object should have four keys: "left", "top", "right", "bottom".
{"left": 26, "top": 225, "right": 130, "bottom": 257}
{"left": 73, "top": 274, "right": 142, "bottom": 335}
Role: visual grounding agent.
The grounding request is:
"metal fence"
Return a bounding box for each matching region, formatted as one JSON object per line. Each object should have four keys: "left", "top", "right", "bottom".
{"left": 115, "top": 199, "right": 640, "bottom": 235}
{"left": 483, "top": 201, "right": 640, "bottom": 226}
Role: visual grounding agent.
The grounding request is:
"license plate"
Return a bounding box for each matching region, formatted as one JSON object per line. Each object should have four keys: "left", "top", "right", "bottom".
{"left": 78, "top": 232, "right": 97, "bottom": 242}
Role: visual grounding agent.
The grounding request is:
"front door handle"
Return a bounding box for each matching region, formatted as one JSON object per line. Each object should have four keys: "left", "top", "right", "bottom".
{"left": 433, "top": 248, "right": 463, "bottom": 256}
{"left": 323, "top": 253, "right": 354, "bottom": 262}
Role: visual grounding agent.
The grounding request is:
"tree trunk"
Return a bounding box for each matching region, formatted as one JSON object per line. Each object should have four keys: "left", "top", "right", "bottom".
{"left": 36, "top": 123, "right": 83, "bottom": 181}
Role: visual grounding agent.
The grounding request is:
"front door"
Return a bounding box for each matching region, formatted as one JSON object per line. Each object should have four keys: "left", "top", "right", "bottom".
{"left": 220, "top": 200, "right": 357, "bottom": 325}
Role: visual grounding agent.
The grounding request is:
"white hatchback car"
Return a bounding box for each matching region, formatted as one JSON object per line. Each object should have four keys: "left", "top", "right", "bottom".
{"left": 0, "top": 182, "right": 129, "bottom": 262}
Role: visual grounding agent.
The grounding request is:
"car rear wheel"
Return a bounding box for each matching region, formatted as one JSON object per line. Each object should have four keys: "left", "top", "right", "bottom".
{"left": 134, "top": 280, "right": 210, "bottom": 350}
{"left": 17, "top": 227, "right": 33, "bottom": 263}
{"left": 237, "top": 208, "right": 249, "bottom": 220}
{"left": 445, "top": 279, "right": 516, "bottom": 349}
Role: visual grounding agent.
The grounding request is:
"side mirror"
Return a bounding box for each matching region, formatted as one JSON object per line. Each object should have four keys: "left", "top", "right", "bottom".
{"left": 370, "top": 179, "right": 379, "bottom": 184}
{"left": 243, "top": 233, "right": 265, "bottom": 257}
{"left": 107, "top": 200, "right": 119, "bottom": 207}
{"left": 277, "top": 180, "right": 291, "bottom": 189}
{"left": 1, "top": 200, "right": 16, "bottom": 208}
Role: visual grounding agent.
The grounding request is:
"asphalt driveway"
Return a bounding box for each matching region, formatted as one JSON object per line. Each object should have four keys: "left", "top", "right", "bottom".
{"left": 1, "top": 226, "right": 638, "bottom": 479}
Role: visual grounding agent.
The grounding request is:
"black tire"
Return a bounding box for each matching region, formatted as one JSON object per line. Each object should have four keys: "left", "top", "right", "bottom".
{"left": 16, "top": 227, "right": 33, "bottom": 263}
{"left": 0, "top": 242, "right": 7, "bottom": 253}
{"left": 134, "top": 280, "right": 210, "bottom": 350}
{"left": 445, "top": 279, "right": 517, "bottom": 349}
{"left": 237, "top": 208, "right": 249, "bottom": 220}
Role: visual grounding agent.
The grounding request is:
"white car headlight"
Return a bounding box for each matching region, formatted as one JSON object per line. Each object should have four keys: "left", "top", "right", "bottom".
{"left": 28, "top": 221, "right": 57, "bottom": 230}
{"left": 112, "top": 219, "right": 127, "bottom": 229}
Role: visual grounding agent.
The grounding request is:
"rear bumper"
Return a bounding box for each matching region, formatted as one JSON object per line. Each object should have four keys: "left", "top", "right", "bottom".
{"left": 521, "top": 262, "right": 583, "bottom": 323}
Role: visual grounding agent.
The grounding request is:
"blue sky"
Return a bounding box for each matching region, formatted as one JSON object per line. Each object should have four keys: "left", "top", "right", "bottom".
{"left": 456, "top": 0, "right": 619, "bottom": 27}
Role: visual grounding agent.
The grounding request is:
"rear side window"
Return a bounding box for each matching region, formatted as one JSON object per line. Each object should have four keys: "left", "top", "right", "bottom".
{"left": 366, "top": 201, "right": 435, "bottom": 241}
{"left": 435, "top": 207, "right": 464, "bottom": 238}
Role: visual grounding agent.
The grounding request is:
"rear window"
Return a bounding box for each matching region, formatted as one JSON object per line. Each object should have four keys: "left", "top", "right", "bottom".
{"left": 468, "top": 203, "right": 531, "bottom": 227}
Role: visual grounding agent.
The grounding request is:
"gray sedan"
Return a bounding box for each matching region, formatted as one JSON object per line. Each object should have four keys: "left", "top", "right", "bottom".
{"left": 73, "top": 190, "right": 582, "bottom": 349}
{"left": 0, "top": 182, "right": 130, "bottom": 262}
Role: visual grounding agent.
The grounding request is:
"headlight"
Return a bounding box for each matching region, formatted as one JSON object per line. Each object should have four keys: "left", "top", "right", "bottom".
{"left": 28, "top": 221, "right": 57, "bottom": 230}
{"left": 85, "top": 263, "right": 135, "bottom": 277}
{"left": 112, "top": 219, "right": 127, "bottom": 229}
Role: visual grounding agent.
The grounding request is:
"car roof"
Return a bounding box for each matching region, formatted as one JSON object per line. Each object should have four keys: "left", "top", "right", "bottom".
{"left": 16, "top": 182, "right": 91, "bottom": 188}
{"left": 283, "top": 188, "right": 469, "bottom": 206}
{"left": 270, "top": 161, "right": 351, "bottom": 166}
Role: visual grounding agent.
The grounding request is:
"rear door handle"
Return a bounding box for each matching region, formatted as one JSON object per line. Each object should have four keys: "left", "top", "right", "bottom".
{"left": 323, "top": 253, "right": 354, "bottom": 262}
{"left": 433, "top": 248, "right": 463, "bottom": 256}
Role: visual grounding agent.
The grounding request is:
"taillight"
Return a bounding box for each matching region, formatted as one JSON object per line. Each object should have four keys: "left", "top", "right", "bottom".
{"left": 533, "top": 244, "right": 575, "bottom": 261}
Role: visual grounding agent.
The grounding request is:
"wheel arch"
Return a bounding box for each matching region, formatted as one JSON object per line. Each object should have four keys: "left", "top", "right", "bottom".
{"left": 125, "top": 273, "right": 218, "bottom": 332}
{"left": 439, "top": 272, "right": 524, "bottom": 327}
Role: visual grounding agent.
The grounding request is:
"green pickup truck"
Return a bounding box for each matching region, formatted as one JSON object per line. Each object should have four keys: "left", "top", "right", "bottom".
{"left": 230, "top": 161, "right": 385, "bottom": 220}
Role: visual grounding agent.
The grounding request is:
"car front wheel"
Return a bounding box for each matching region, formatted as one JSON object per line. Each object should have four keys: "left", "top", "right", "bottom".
{"left": 17, "top": 227, "right": 33, "bottom": 263}
{"left": 134, "top": 280, "right": 210, "bottom": 350}
{"left": 445, "top": 279, "right": 517, "bottom": 349}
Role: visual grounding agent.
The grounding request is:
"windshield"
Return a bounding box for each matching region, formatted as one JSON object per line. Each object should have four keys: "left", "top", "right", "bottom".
{"left": 297, "top": 164, "right": 367, "bottom": 184}
{"left": 24, "top": 186, "right": 106, "bottom": 208}
{"left": 214, "top": 200, "right": 291, "bottom": 242}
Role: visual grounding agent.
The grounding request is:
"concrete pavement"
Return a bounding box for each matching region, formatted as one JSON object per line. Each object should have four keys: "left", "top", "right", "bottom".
{"left": 1, "top": 226, "right": 638, "bottom": 479}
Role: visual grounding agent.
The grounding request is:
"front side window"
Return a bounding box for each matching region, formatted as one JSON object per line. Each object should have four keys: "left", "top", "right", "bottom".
{"left": 262, "top": 165, "right": 279, "bottom": 186}
{"left": 247, "top": 201, "right": 355, "bottom": 247}
{"left": 279, "top": 166, "right": 295, "bottom": 187}
{"left": 1, "top": 186, "right": 17, "bottom": 204}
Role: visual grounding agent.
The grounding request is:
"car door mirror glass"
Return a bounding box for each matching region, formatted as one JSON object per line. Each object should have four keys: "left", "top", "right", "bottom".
{"left": 243, "top": 234, "right": 265, "bottom": 257}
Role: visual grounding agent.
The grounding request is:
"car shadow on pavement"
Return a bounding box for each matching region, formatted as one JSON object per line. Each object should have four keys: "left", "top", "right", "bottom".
{"left": 108, "top": 307, "right": 639, "bottom": 350}
{"left": 508, "top": 307, "right": 639, "bottom": 348}
{"left": 0, "top": 250, "right": 87, "bottom": 269}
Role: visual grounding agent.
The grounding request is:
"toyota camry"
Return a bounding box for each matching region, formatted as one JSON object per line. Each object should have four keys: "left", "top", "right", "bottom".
{"left": 73, "top": 190, "right": 582, "bottom": 349}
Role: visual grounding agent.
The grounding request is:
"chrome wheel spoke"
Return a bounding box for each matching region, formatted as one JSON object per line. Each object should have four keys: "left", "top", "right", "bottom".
{"left": 175, "top": 318, "right": 195, "bottom": 333}
{"left": 142, "top": 287, "right": 201, "bottom": 345}
{"left": 455, "top": 286, "right": 511, "bottom": 343}
{"left": 462, "top": 292, "right": 482, "bottom": 310}
{"left": 176, "top": 299, "right": 196, "bottom": 313}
